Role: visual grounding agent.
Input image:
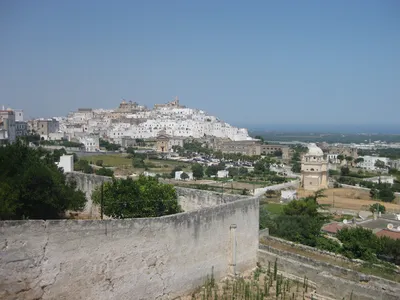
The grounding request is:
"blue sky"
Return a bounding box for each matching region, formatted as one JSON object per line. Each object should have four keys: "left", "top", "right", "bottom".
{"left": 1, "top": 0, "right": 399, "bottom": 127}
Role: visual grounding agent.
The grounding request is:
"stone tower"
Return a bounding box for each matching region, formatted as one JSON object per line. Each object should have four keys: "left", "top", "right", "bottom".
{"left": 301, "top": 143, "right": 328, "bottom": 191}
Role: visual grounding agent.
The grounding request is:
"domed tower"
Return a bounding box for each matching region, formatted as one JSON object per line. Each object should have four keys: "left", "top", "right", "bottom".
{"left": 301, "top": 143, "right": 328, "bottom": 191}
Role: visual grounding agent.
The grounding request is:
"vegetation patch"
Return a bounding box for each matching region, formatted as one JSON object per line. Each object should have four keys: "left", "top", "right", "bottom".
{"left": 186, "top": 264, "right": 316, "bottom": 300}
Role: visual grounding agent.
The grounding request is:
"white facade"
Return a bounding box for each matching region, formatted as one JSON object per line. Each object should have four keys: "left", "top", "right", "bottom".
{"left": 357, "top": 156, "right": 390, "bottom": 171}
{"left": 175, "top": 171, "right": 194, "bottom": 181}
{"left": 217, "top": 170, "right": 229, "bottom": 178}
{"left": 326, "top": 154, "right": 339, "bottom": 164}
{"left": 57, "top": 100, "right": 251, "bottom": 142}
{"left": 79, "top": 136, "right": 100, "bottom": 152}
{"left": 49, "top": 132, "right": 67, "bottom": 141}
{"left": 56, "top": 155, "right": 74, "bottom": 173}
{"left": 13, "top": 109, "right": 24, "bottom": 122}
{"left": 0, "top": 110, "right": 16, "bottom": 143}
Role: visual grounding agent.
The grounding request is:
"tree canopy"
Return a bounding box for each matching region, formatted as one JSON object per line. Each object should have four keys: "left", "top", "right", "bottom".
{"left": 92, "top": 176, "right": 182, "bottom": 218}
{"left": 0, "top": 141, "right": 86, "bottom": 220}
{"left": 191, "top": 163, "right": 204, "bottom": 179}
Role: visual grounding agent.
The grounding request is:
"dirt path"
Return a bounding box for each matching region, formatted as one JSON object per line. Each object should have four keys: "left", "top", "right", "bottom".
{"left": 298, "top": 188, "right": 400, "bottom": 212}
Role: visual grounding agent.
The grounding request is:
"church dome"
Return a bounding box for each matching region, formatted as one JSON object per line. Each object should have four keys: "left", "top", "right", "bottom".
{"left": 306, "top": 143, "right": 323, "bottom": 156}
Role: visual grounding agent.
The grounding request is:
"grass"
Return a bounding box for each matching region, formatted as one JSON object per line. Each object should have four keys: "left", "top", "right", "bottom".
{"left": 265, "top": 203, "right": 285, "bottom": 215}
{"left": 81, "top": 154, "right": 193, "bottom": 176}
{"left": 81, "top": 154, "right": 131, "bottom": 167}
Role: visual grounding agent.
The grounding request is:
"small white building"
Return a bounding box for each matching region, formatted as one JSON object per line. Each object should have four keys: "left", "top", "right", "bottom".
{"left": 56, "top": 155, "right": 74, "bottom": 173}
{"left": 79, "top": 135, "right": 100, "bottom": 152}
{"left": 363, "top": 176, "right": 395, "bottom": 185}
{"left": 217, "top": 170, "right": 229, "bottom": 178}
{"left": 357, "top": 156, "right": 390, "bottom": 171}
{"left": 175, "top": 171, "right": 193, "bottom": 181}
{"left": 143, "top": 171, "right": 157, "bottom": 177}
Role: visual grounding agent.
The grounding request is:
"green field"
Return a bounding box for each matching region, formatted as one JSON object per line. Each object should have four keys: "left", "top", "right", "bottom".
{"left": 81, "top": 154, "right": 192, "bottom": 175}
{"left": 81, "top": 154, "right": 131, "bottom": 167}
{"left": 265, "top": 203, "right": 285, "bottom": 215}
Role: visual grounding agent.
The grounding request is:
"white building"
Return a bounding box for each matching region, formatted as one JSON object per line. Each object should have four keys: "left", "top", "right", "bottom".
{"left": 79, "top": 135, "right": 100, "bottom": 152}
{"left": 357, "top": 156, "right": 390, "bottom": 171}
{"left": 0, "top": 110, "right": 16, "bottom": 143}
{"left": 56, "top": 155, "right": 74, "bottom": 173}
{"left": 13, "top": 109, "right": 24, "bottom": 122}
{"left": 217, "top": 170, "right": 229, "bottom": 178}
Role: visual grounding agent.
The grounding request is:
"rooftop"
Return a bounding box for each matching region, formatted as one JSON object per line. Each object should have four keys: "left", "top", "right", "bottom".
{"left": 376, "top": 229, "right": 400, "bottom": 240}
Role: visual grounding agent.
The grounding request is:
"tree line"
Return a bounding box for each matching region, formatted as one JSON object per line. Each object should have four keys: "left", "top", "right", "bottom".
{"left": 261, "top": 190, "right": 400, "bottom": 266}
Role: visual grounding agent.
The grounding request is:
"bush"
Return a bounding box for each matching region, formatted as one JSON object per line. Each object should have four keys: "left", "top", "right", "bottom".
{"left": 92, "top": 176, "right": 182, "bottom": 218}
{"left": 95, "top": 160, "right": 103, "bottom": 166}
{"left": 95, "top": 167, "right": 114, "bottom": 177}
{"left": 316, "top": 237, "right": 341, "bottom": 253}
{"left": 132, "top": 158, "right": 146, "bottom": 168}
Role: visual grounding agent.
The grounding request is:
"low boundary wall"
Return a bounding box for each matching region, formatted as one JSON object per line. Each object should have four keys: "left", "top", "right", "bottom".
{"left": 0, "top": 191, "right": 259, "bottom": 300}
{"left": 258, "top": 237, "right": 400, "bottom": 300}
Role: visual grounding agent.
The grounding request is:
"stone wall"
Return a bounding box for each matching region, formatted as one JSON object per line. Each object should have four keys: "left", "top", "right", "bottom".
{"left": 253, "top": 180, "right": 300, "bottom": 197}
{"left": 66, "top": 172, "right": 246, "bottom": 216}
{"left": 176, "top": 187, "right": 249, "bottom": 211}
{"left": 66, "top": 172, "right": 112, "bottom": 218}
{"left": 0, "top": 194, "right": 259, "bottom": 300}
{"left": 258, "top": 244, "right": 400, "bottom": 300}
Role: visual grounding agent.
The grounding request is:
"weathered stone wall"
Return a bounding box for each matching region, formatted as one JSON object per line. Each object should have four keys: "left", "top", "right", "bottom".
{"left": 66, "top": 172, "right": 244, "bottom": 216}
{"left": 253, "top": 180, "right": 300, "bottom": 197}
{"left": 176, "top": 187, "right": 249, "bottom": 211}
{"left": 66, "top": 172, "right": 112, "bottom": 218}
{"left": 258, "top": 245, "right": 400, "bottom": 300}
{"left": 0, "top": 196, "right": 259, "bottom": 300}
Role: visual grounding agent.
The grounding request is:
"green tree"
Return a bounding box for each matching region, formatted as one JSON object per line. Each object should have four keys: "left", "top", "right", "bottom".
{"left": 378, "top": 188, "right": 395, "bottom": 203}
{"left": 375, "top": 159, "right": 386, "bottom": 170}
{"left": 369, "top": 187, "right": 378, "bottom": 199}
{"left": 95, "top": 167, "right": 114, "bottom": 177}
{"left": 337, "top": 154, "right": 344, "bottom": 163}
{"left": 354, "top": 157, "right": 364, "bottom": 165}
{"left": 180, "top": 172, "right": 189, "bottom": 180}
{"left": 340, "top": 166, "right": 350, "bottom": 176}
{"left": 0, "top": 141, "right": 86, "bottom": 220}
{"left": 132, "top": 157, "right": 146, "bottom": 168}
{"left": 74, "top": 159, "right": 94, "bottom": 174}
{"left": 92, "top": 176, "right": 182, "bottom": 218}
{"left": 205, "top": 165, "right": 219, "bottom": 177}
{"left": 345, "top": 156, "right": 353, "bottom": 166}
{"left": 369, "top": 203, "right": 386, "bottom": 214}
{"left": 336, "top": 227, "right": 379, "bottom": 261}
{"left": 191, "top": 163, "right": 204, "bottom": 179}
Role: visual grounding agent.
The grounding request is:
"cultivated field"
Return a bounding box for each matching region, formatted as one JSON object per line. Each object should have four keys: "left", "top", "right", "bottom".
{"left": 298, "top": 188, "right": 400, "bottom": 213}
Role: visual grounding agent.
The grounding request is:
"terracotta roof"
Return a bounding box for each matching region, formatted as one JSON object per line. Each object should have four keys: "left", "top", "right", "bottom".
{"left": 376, "top": 229, "right": 400, "bottom": 240}
{"left": 321, "top": 222, "right": 348, "bottom": 234}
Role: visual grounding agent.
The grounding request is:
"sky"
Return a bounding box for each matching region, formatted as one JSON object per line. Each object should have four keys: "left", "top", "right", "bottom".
{"left": 1, "top": 0, "right": 399, "bottom": 129}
